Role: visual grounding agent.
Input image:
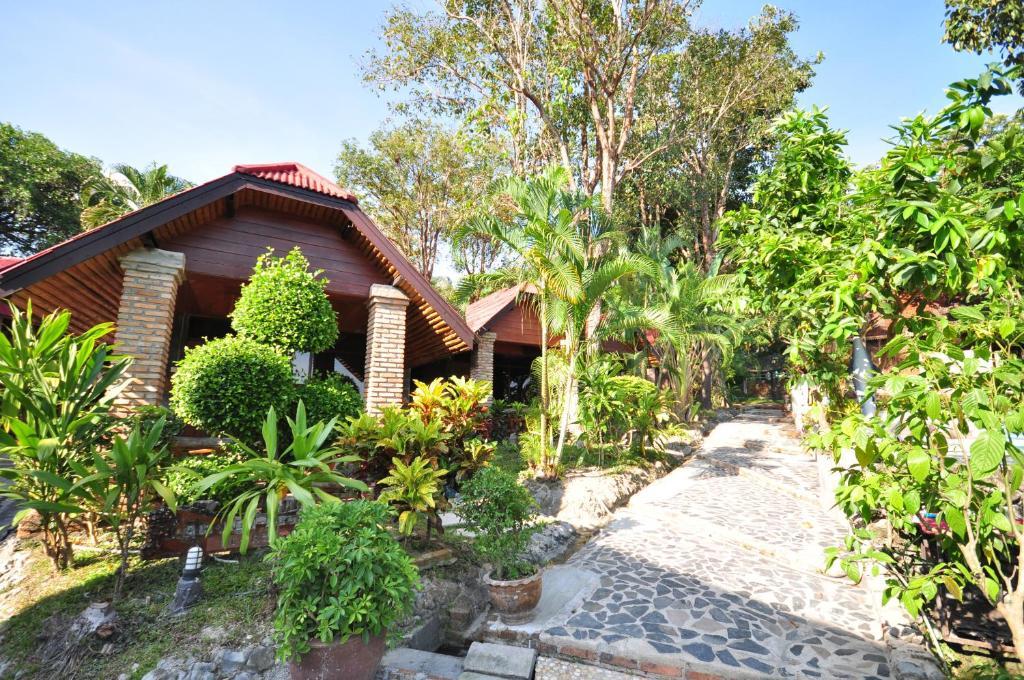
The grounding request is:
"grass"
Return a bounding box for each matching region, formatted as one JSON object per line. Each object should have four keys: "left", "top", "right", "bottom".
{"left": 0, "top": 540, "right": 273, "bottom": 679}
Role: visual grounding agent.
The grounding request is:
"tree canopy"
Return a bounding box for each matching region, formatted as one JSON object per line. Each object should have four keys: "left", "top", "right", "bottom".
{"left": 335, "top": 121, "right": 501, "bottom": 279}
{"left": 945, "top": 0, "right": 1024, "bottom": 93}
{"left": 0, "top": 123, "right": 100, "bottom": 255}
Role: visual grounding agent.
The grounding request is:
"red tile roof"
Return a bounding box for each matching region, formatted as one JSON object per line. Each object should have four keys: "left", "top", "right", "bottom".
{"left": 234, "top": 162, "right": 357, "bottom": 203}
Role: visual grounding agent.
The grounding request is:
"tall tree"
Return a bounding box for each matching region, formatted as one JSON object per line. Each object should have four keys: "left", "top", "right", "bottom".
{"left": 81, "top": 163, "right": 192, "bottom": 229}
{"left": 0, "top": 123, "right": 100, "bottom": 255}
{"left": 617, "top": 7, "right": 816, "bottom": 271}
{"left": 336, "top": 121, "right": 499, "bottom": 279}
{"left": 365, "top": 0, "right": 697, "bottom": 213}
{"left": 945, "top": 0, "right": 1024, "bottom": 93}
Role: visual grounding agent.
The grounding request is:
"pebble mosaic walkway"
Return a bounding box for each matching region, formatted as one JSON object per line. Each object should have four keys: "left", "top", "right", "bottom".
{"left": 526, "top": 408, "right": 891, "bottom": 679}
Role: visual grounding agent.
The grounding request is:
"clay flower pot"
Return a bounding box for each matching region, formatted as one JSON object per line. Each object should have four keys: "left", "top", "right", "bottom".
{"left": 289, "top": 633, "right": 387, "bottom": 680}
{"left": 484, "top": 568, "right": 543, "bottom": 624}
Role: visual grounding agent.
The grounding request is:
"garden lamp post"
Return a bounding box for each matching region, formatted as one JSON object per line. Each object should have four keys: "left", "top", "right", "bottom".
{"left": 168, "top": 546, "right": 204, "bottom": 615}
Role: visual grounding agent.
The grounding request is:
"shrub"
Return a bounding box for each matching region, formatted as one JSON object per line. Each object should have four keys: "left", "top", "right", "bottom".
{"left": 170, "top": 335, "right": 295, "bottom": 441}
{"left": 0, "top": 304, "right": 130, "bottom": 570}
{"left": 161, "top": 448, "right": 249, "bottom": 505}
{"left": 455, "top": 466, "right": 540, "bottom": 579}
{"left": 295, "top": 372, "right": 362, "bottom": 426}
{"left": 230, "top": 247, "right": 338, "bottom": 354}
{"left": 269, "top": 500, "right": 419, "bottom": 661}
{"left": 73, "top": 417, "right": 177, "bottom": 599}
{"left": 196, "top": 402, "right": 367, "bottom": 553}
{"left": 378, "top": 455, "right": 448, "bottom": 541}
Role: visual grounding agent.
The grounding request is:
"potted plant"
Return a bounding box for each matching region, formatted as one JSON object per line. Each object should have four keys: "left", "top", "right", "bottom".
{"left": 455, "top": 466, "right": 542, "bottom": 623}
{"left": 269, "top": 500, "right": 419, "bottom": 680}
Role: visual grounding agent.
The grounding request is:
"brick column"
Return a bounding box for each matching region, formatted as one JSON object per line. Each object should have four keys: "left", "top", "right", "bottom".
{"left": 114, "top": 248, "right": 186, "bottom": 408}
{"left": 364, "top": 284, "right": 410, "bottom": 414}
{"left": 470, "top": 331, "right": 496, "bottom": 401}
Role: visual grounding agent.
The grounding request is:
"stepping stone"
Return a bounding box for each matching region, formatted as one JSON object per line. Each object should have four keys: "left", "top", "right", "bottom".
{"left": 458, "top": 674, "right": 506, "bottom": 680}
{"left": 380, "top": 647, "right": 464, "bottom": 680}
{"left": 463, "top": 642, "right": 537, "bottom": 679}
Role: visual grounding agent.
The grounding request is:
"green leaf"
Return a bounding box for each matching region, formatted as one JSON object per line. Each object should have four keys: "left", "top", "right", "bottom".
{"left": 944, "top": 506, "right": 966, "bottom": 539}
{"left": 970, "top": 430, "right": 1005, "bottom": 479}
{"left": 907, "top": 448, "right": 931, "bottom": 482}
{"left": 924, "top": 392, "right": 941, "bottom": 420}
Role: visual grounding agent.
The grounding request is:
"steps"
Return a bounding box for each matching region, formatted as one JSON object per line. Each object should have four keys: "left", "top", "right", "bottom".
{"left": 380, "top": 643, "right": 538, "bottom": 680}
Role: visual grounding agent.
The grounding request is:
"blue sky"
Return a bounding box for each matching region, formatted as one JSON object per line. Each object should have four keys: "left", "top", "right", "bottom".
{"left": 1, "top": 1, "right": 1021, "bottom": 186}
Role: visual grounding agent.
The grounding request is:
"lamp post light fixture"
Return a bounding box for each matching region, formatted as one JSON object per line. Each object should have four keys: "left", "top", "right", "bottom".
{"left": 168, "top": 546, "right": 204, "bottom": 615}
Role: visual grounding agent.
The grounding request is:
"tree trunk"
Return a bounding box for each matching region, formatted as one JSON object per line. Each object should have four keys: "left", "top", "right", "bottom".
{"left": 997, "top": 596, "right": 1024, "bottom": 663}
{"left": 554, "top": 351, "right": 579, "bottom": 465}
{"left": 539, "top": 299, "right": 550, "bottom": 476}
{"left": 700, "top": 347, "right": 715, "bottom": 409}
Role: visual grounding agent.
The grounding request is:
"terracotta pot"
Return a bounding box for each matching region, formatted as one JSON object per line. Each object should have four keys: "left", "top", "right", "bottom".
{"left": 289, "top": 633, "right": 387, "bottom": 680}
{"left": 484, "top": 568, "right": 543, "bottom": 624}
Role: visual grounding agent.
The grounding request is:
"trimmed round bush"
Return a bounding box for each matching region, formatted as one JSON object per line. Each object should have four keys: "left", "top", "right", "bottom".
{"left": 170, "top": 335, "right": 295, "bottom": 441}
{"left": 230, "top": 247, "right": 338, "bottom": 354}
{"left": 296, "top": 372, "right": 363, "bottom": 426}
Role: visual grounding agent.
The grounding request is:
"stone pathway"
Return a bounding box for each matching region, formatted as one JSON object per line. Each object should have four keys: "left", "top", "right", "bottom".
{"left": 488, "top": 407, "right": 892, "bottom": 679}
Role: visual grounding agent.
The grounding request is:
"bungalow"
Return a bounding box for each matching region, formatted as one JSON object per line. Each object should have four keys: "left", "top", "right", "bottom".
{"left": 0, "top": 162, "right": 495, "bottom": 413}
{"left": 465, "top": 284, "right": 544, "bottom": 402}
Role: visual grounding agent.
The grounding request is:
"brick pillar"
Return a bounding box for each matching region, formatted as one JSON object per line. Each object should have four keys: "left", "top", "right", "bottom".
{"left": 470, "top": 331, "right": 496, "bottom": 401}
{"left": 114, "top": 248, "right": 186, "bottom": 408}
{"left": 364, "top": 284, "right": 410, "bottom": 414}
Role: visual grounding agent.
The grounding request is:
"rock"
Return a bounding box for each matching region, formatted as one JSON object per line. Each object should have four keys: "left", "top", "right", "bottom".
{"left": 199, "top": 625, "right": 228, "bottom": 642}
{"left": 524, "top": 464, "right": 668, "bottom": 530}
{"left": 403, "top": 612, "right": 444, "bottom": 651}
{"left": 886, "top": 637, "right": 944, "bottom": 680}
{"left": 246, "top": 645, "right": 276, "bottom": 672}
{"left": 522, "top": 521, "right": 577, "bottom": 565}
{"left": 462, "top": 642, "right": 536, "bottom": 679}
{"left": 15, "top": 510, "right": 41, "bottom": 538}
{"left": 214, "top": 648, "right": 248, "bottom": 674}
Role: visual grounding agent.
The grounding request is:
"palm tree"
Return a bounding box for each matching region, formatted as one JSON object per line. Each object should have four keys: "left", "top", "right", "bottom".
{"left": 606, "top": 255, "right": 741, "bottom": 417}
{"left": 81, "top": 163, "right": 192, "bottom": 228}
{"left": 454, "top": 166, "right": 594, "bottom": 476}
{"left": 456, "top": 166, "right": 649, "bottom": 470}
{"left": 547, "top": 248, "right": 651, "bottom": 463}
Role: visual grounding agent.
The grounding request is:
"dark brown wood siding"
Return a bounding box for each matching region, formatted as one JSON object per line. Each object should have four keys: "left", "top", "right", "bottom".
{"left": 490, "top": 305, "right": 543, "bottom": 347}
{"left": 160, "top": 206, "right": 390, "bottom": 299}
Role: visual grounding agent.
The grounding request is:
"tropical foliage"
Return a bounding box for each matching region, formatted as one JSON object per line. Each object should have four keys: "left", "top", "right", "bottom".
{"left": 81, "top": 163, "right": 192, "bottom": 228}
{"left": 378, "top": 455, "right": 449, "bottom": 541}
{"left": 196, "top": 403, "right": 367, "bottom": 554}
{"left": 269, "top": 500, "right": 419, "bottom": 661}
{"left": 723, "top": 65, "right": 1024, "bottom": 662}
{"left": 0, "top": 304, "right": 130, "bottom": 570}
{"left": 73, "top": 417, "right": 176, "bottom": 599}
